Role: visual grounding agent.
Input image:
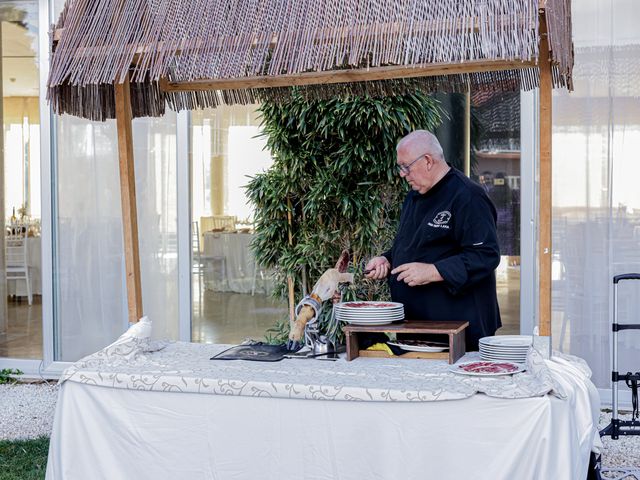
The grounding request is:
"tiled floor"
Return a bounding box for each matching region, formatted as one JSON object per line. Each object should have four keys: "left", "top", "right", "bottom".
{"left": 0, "top": 296, "right": 43, "bottom": 359}
{"left": 191, "top": 288, "right": 288, "bottom": 344}
{"left": 1, "top": 261, "right": 521, "bottom": 360}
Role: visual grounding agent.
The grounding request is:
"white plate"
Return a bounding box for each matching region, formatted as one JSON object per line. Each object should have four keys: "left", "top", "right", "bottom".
{"left": 387, "top": 341, "right": 448, "bottom": 353}
{"left": 337, "top": 316, "right": 405, "bottom": 322}
{"left": 336, "top": 310, "right": 404, "bottom": 316}
{"left": 480, "top": 343, "right": 530, "bottom": 349}
{"left": 479, "top": 349, "right": 529, "bottom": 356}
{"left": 479, "top": 335, "right": 533, "bottom": 347}
{"left": 337, "top": 301, "right": 404, "bottom": 310}
{"left": 336, "top": 312, "right": 404, "bottom": 317}
{"left": 338, "top": 318, "right": 402, "bottom": 325}
{"left": 449, "top": 361, "right": 525, "bottom": 376}
{"left": 341, "top": 319, "right": 400, "bottom": 326}
{"left": 480, "top": 353, "right": 528, "bottom": 359}
{"left": 479, "top": 351, "right": 530, "bottom": 357}
{"left": 480, "top": 355, "right": 527, "bottom": 363}
{"left": 340, "top": 316, "right": 403, "bottom": 323}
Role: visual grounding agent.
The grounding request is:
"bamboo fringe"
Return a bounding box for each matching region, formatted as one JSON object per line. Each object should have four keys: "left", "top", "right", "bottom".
{"left": 48, "top": 0, "right": 573, "bottom": 120}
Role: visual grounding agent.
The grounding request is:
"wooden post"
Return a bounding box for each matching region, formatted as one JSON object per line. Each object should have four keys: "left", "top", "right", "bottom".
{"left": 115, "top": 74, "right": 143, "bottom": 323}
{"left": 464, "top": 88, "right": 471, "bottom": 177}
{"left": 286, "top": 197, "right": 295, "bottom": 326}
{"left": 538, "top": 9, "right": 552, "bottom": 338}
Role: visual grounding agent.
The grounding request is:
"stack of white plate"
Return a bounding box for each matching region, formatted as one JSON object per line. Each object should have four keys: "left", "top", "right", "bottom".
{"left": 335, "top": 301, "right": 404, "bottom": 326}
{"left": 479, "top": 335, "right": 533, "bottom": 364}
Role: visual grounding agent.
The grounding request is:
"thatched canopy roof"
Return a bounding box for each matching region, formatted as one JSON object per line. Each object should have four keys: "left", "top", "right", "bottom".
{"left": 48, "top": 0, "right": 573, "bottom": 121}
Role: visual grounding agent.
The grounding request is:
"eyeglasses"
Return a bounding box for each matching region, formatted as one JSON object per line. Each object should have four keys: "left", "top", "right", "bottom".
{"left": 397, "top": 153, "right": 427, "bottom": 175}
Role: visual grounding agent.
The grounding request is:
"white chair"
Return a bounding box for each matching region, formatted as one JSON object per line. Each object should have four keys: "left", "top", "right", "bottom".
{"left": 200, "top": 215, "right": 237, "bottom": 233}
{"left": 196, "top": 223, "right": 228, "bottom": 290}
{"left": 6, "top": 230, "right": 32, "bottom": 305}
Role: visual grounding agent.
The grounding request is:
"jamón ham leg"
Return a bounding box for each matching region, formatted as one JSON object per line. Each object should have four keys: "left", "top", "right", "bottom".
{"left": 287, "top": 250, "right": 353, "bottom": 350}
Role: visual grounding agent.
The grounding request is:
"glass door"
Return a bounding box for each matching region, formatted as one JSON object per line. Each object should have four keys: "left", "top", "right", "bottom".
{"left": 52, "top": 113, "right": 180, "bottom": 361}
{"left": 190, "top": 105, "right": 287, "bottom": 345}
{"left": 473, "top": 91, "right": 522, "bottom": 335}
{"left": 436, "top": 91, "right": 522, "bottom": 335}
{"left": 0, "top": 1, "right": 42, "bottom": 360}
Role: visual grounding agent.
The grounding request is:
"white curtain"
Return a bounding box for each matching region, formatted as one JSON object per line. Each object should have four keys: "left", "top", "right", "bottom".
{"left": 55, "top": 113, "right": 178, "bottom": 362}
{"left": 552, "top": 0, "right": 640, "bottom": 388}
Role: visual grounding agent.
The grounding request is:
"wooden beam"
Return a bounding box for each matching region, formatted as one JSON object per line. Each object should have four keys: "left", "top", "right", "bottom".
{"left": 538, "top": 8, "right": 552, "bottom": 338}
{"left": 463, "top": 88, "right": 471, "bottom": 177}
{"left": 160, "top": 59, "right": 536, "bottom": 92}
{"left": 115, "top": 73, "right": 144, "bottom": 323}
{"left": 287, "top": 197, "right": 295, "bottom": 327}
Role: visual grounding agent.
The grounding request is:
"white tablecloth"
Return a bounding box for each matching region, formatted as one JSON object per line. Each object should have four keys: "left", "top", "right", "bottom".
{"left": 7, "top": 236, "right": 41, "bottom": 296}
{"left": 46, "top": 337, "right": 601, "bottom": 479}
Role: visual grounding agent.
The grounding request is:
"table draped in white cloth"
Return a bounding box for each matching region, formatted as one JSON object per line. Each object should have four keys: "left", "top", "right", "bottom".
{"left": 202, "top": 232, "right": 265, "bottom": 294}
{"left": 46, "top": 319, "right": 601, "bottom": 480}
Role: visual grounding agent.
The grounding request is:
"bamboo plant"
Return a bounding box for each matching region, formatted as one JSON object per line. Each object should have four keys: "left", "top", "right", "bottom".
{"left": 246, "top": 91, "right": 443, "bottom": 343}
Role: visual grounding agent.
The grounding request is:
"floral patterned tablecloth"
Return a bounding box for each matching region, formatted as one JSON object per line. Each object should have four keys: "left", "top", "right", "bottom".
{"left": 58, "top": 319, "right": 591, "bottom": 402}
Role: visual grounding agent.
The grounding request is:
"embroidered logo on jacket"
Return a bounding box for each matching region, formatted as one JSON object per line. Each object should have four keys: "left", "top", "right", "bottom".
{"left": 428, "top": 210, "right": 452, "bottom": 229}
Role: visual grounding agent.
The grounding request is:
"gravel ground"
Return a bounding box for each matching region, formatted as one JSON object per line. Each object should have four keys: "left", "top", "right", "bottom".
{"left": 599, "top": 411, "right": 640, "bottom": 478}
{"left": 0, "top": 382, "right": 59, "bottom": 441}
{"left": 1, "top": 382, "right": 639, "bottom": 476}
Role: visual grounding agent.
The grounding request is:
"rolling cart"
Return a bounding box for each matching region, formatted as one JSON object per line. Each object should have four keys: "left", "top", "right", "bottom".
{"left": 600, "top": 274, "right": 640, "bottom": 439}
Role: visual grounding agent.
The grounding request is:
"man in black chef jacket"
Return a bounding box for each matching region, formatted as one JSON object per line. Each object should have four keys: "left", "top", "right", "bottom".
{"left": 365, "top": 130, "right": 501, "bottom": 350}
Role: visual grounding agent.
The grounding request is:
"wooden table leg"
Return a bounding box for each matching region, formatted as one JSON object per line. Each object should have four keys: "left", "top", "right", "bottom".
{"left": 450, "top": 332, "right": 466, "bottom": 364}
{"left": 346, "top": 331, "right": 359, "bottom": 361}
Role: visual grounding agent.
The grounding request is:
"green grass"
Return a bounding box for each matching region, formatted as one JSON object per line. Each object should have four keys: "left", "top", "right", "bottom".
{"left": 0, "top": 437, "right": 49, "bottom": 480}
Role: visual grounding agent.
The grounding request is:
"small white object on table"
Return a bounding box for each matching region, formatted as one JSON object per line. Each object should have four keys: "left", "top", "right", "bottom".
{"left": 46, "top": 322, "right": 601, "bottom": 480}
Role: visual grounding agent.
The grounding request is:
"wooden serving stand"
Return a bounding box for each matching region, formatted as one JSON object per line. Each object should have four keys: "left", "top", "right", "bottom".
{"left": 343, "top": 320, "right": 468, "bottom": 364}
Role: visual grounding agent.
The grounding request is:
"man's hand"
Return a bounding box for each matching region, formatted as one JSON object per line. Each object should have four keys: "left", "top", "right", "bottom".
{"left": 365, "top": 256, "right": 390, "bottom": 280}
{"left": 391, "top": 263, "right": 443, "bottom": 287}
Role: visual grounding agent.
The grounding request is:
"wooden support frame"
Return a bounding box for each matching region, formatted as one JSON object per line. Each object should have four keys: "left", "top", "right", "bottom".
{"left": 76, "top": 8, "right": 557, "bottom": 337}
{"left": 115, "top": 73, "right": 144, "bottom": 323}
{"left": 538, "top": 8, "right": 552, "bottom": 338}
{"left": 160, "top": 59, "right": 535, "bottom": 92}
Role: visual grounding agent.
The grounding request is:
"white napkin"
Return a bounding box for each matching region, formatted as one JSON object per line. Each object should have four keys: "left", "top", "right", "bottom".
{"left": 100, "top": 316, "right": 168, "bottom": 366}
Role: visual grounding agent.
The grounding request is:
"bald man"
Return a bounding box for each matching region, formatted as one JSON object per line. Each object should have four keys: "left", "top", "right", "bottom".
{"left": 365, "top": 130, "right": 501, "bottom": 350}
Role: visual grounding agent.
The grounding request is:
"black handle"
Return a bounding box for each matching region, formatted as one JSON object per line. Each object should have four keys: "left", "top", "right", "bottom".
{"left": 613, "top": 274, "right": 640, "bottom": 284}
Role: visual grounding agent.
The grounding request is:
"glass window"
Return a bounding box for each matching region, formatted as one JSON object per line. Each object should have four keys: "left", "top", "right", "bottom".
{"left": 550, "top": 0, "right": 640, "bottom": 388}
{"left": 53, "top": 112, "right": 179, "bottom": 362}
{"left": 0, "top": 0, "right": 42, "bottom": 359}
{"left": 191, "top": 105, "right": 287, "bottom": 345}
{"left": 435, "top": 91, "right": 521, "bottom": 336}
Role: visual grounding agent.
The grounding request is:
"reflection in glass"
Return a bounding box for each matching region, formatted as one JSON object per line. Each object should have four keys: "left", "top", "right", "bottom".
{"left": 550, "top": 0, "right": 640, "bottom": 389}
{"left": 0, "top": 0, "right": 42, "bottom": 360}
{"left": 54, "top": 113, "right": 179, "bottom": 362}
{"left": 191, "top": 105, "right": 287, "bottom": 345}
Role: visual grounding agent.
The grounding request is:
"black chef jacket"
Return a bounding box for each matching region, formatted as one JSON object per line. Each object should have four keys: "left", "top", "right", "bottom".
{"left": 383, "top": 167, "right": 502, "bottom": 350}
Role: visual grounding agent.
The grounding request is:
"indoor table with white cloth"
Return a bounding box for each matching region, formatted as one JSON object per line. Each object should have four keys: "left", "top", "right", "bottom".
{"left": 201, "top": 231, "right": 270, "bottom": 294}
{"left": 45, "top": 320, "right": 601, "bottom": 480}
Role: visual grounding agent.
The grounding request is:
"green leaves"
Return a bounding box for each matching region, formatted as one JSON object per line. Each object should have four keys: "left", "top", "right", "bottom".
{"left": 246, "top": 90, "right": 443, "bottom": 326}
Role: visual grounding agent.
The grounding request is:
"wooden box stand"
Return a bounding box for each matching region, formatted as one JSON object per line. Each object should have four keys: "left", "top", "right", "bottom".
{"left": 343, "top": 320, "right": 469, "bottom": 364}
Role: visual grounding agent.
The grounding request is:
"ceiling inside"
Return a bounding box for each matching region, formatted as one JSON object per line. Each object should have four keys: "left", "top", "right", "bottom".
{"left": 2, "top": 20, "right": 39, "bottom": 97}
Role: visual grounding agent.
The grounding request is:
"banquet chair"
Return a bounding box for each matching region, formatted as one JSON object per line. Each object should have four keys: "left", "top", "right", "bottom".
{"left": 195, "top": 222, "right": 228, "bottom": 289}
{"left": 200, "top": 215, "right": 237, "bottom": 232}
{"left": 192, "top": 221, "right": 204, "bottom": 276}
{"left": 5, "top": 230, "right": 32, "bottom": 305}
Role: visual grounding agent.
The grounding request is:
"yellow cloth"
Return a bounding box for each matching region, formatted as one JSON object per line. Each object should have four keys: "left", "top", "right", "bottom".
{"left": 365, "top": 342, "right": 395, "bottom": 355}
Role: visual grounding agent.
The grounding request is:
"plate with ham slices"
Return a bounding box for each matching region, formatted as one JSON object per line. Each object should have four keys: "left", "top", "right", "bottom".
{"left": 449, "top": 360, "right": 525, "bottom": 376}
{"left": 335, "top": 301, "right": 404, "bottom": 325}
